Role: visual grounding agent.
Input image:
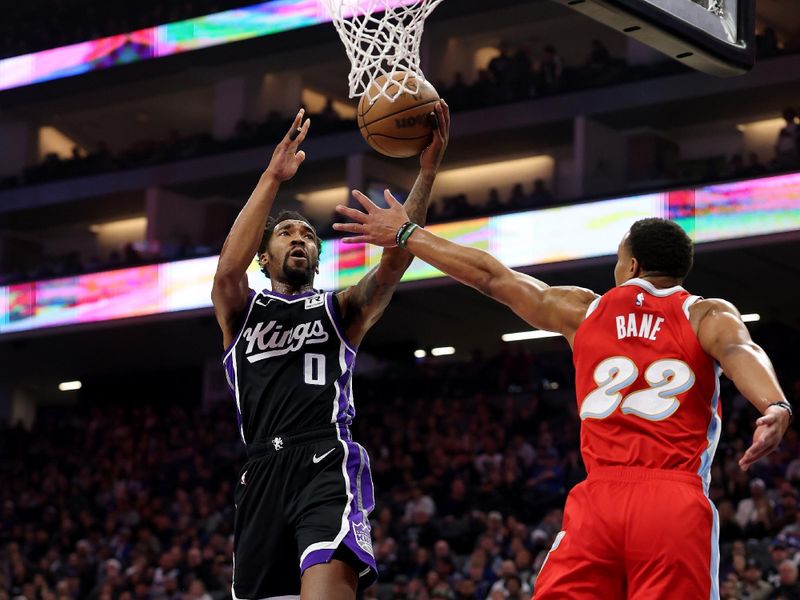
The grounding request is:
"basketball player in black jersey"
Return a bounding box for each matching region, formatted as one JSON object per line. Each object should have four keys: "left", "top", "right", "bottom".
{"left": 212, "top": 102, "right": 450, "bottom": 600}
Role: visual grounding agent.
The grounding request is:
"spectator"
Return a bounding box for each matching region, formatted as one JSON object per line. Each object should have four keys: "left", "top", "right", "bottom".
{"left": 775, "top": 108, "right": 799, "bottom": 168}
{"left": 405, "top": 483, "right": 437, "bottom": 522}
{"left": 489, "top": 43, "right": 513, "bottom": 99}
{"left": 772, "top": 560, "right": 800, "bottom": 600}
{"left": 737, "top": 478, "right": 776, "bottom": 537}
{"left": 539, "top": 45, "right": 563, "bottom": 93}
{"left": 766, "top": 537, "right": 795, "bottom": 588}
{"left": 741, "top": 559, "right": 773, "bottom": 600}
{"left": 530, "top": 179, "right": 553, "bottom": 206}
{"left": 489, "top": 560, "right": 532, "bottom": 598}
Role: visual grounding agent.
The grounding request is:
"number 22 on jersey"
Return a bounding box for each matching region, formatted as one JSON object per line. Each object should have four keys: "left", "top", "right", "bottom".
{"left": 580, "top": 356, "right": 696, "bottom": 422}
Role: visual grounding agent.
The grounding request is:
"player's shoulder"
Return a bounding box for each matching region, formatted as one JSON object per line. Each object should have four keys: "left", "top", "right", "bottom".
{"left": 563, "top": 286, "right": 600, "bottom": 304}
{"left": 689, "top": 297, "right": 740, "bottom": 320}
{"left": 687, "top": 297, "right": 744, "bottom": 335}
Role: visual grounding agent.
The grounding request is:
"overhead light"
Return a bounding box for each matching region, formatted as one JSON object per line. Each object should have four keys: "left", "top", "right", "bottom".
{"left": 431, "top": 346, "right": 455, "bottom": 357}
{"left": 414, "top": 349, "right": 427, "bottom": 358}
{"left": 741, "top": 313, "right": 760, "bottom": 323}
{"left": 735, "top": 118, "right": 785, "bottom": 132}
{"left": 58, "top": 380, "right": 82, "bottom": 392}
{"left": 502, "top": 330, "right": 561, "bottom": 342}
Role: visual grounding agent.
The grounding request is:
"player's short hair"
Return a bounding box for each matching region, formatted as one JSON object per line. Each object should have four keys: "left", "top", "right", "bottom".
{"left": 627, "top": 218, "right": 693, "bottom": 280}
{"left": 257, "top": 211, "right": 322, "bottom": 278}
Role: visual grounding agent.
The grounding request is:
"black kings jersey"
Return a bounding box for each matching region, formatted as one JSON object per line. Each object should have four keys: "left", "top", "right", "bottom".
{"left": 222, "top": 289, "right": 356, "bottom": 444}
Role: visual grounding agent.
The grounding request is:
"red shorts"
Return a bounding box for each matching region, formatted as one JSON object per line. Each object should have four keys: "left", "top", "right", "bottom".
{"left": 533, "top": 467, "right": 719, "bottom": 600}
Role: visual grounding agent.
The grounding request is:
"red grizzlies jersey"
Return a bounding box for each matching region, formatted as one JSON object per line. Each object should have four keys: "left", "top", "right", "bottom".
{"left": 573, "top": 278, "right": 722, "bottom": 491}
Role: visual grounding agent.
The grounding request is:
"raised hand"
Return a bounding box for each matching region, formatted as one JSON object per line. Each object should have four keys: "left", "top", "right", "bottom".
{"left": 265, "top": 109, "right": 311, "bottom": 182}
{"left": 419, "top": 99, "right": 450, "bottom": 172}
{"left": 739, "top": 406, "right": 790, "bottom": 470}
{"left": 333, "top": 189, "right": 410, "bottom": 247}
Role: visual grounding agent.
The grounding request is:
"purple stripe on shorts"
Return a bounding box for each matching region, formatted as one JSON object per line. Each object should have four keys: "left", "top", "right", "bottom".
{"left": 299, "top": 438, "right": 377, "bottom": 585}
{"left": 300, "top": 548, "right": 336, "bottom": 574}
{"left": 342, "top": 440, "right": 377, "bottom": 572}
{"left": 360, "top": 446, "right": 375, "bottom": 512}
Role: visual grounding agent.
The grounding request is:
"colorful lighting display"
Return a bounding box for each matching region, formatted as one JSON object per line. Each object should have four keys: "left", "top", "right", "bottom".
{"left": 2, "top": 171, "right": 800, "bottom": 335}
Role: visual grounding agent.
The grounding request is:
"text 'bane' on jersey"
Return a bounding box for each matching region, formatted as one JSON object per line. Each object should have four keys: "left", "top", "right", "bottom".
{"left": 223, "top": 290, "right": 356, "bottom": 444}
{"left": 572, "top": 278, "right": 721, "bottom": 490}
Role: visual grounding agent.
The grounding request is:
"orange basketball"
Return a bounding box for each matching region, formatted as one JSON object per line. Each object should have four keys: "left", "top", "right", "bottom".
{"left": 357, "top": 73, "right": 440, "bottom": 159}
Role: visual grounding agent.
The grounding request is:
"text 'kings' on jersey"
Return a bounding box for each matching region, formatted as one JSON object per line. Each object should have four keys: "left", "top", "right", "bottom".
{"left": 572, "top": 278, "right": 721, "bottom": 491}
{"left": 223, "top": 290, "right": 356, "bottom": 444}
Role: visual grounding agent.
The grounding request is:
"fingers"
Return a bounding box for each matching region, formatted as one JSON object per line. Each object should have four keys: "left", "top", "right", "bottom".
{"left": 285, "top": 109, "right": 305, "bottom": 143}
{"left": 383, "top": 188, "right": 402, "bottom": 208}
{"left": 332, "top": 222, "right": 365, "bottom": 234}
{"left": 739, "top": 437, "right": 777, "bottom": 470}
{"left": 295, "top": 150, "right": 306, "bottom": 166}
{"left": 756, "top": 412, "right": 776, "bottom": 427}
{"left": 342, "top": 236, "right": 370, "bottom": 244}
{"left": 351, "top": 189, "right": 378, "bottom": 213}
{"left": 436, "top": 100, "right": 448, "bottom": 138}
{"left": 291, "top": 116, "right": 311, "bottom": 146}
{"left": 440, "top": 98, "right": 450, "bottom": 133}
{"left": 334, "top": 205, "right": 368, "bottom": 224}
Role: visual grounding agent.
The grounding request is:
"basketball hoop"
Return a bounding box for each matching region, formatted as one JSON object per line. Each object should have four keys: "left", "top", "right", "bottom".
{"left": 321, "top": 0, "right": 444, "bottom": 103}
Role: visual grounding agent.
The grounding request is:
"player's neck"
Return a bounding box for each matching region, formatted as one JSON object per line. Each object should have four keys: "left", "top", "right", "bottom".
{"left": 637, "top": 273, "right": 683, "bottom": 289}
{"left": 271, "top": 280, "right": 315, "bottom": 296}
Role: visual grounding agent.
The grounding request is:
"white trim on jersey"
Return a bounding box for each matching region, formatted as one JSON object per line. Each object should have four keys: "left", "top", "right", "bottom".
{"left": 330, "top": 340, "right": 345, "bottom": 424}
{"left": 706, "top": 498, "right": 720, "bottom": 600}
{"left": 621, "top": 278, "right": 685, "bottom": 297}
{"left": 698, "top": 364, "right": 722, "bottom": 494}
{"left": 232, "top": 347, "right": 245, "bottom": 444}
{"left": 585, "top": 296, "right": 602, "bottom": 319}
{"left": 682, "top": 295, "right": 702, "bottom": 319}
{"left": 223, "top": 292, "right": 260, "bottom": 363}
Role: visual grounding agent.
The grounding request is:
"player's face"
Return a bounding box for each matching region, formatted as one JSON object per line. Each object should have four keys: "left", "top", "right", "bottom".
{"left": 263, "top": 220, "right": 320, "bottom": 286}
{"left": 613, "top": 233, "right": 638, "bottom": 286}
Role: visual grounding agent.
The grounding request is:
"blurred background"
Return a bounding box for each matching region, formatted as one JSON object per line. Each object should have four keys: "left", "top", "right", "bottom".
{"left": 1, "top": 1, "right": 800, "bottom": 599}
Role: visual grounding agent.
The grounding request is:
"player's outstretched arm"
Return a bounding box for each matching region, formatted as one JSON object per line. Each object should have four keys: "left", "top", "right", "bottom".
{"left": 334, "top": 190, "right": 596, "bottom": 344}
{"left": 694, "top": 298, "right": 792, "bottom": 471}
{"left": 335, "top": 101, "right": 450, "bottom": 347}
{"left": 211, "top": 110, "right": 310, "bottom": 348}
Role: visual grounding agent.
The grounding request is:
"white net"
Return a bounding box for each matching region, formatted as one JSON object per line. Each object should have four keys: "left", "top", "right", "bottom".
{"left": 321, "top": 0, "right": 445, "bottom": 103}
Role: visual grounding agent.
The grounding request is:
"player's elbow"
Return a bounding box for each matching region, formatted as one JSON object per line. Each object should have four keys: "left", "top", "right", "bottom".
{"left": 212, "top": 270, "right": 241, "bottom": 303}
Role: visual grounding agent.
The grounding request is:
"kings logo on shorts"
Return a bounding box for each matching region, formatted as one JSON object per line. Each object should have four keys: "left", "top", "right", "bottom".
{"left": 352, "top": 520, "right": 374, "bottom": 556}
{"left": 243, "top": 319, "right": 330, "bottom": 364}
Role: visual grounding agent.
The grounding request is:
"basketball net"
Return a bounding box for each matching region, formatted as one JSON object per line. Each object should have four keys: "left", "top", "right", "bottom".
{"left": 321, "top": 0, "right": 444, "bottom": 104}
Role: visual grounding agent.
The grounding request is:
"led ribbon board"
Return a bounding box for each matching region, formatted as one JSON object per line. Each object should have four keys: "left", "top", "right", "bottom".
{"left": 2, "top": 171, "right": 800, "bottom": 335}
{"left": 0, "top": 0, "right": 418, "bottom": 92}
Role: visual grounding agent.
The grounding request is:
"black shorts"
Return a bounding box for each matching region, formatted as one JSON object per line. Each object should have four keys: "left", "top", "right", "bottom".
{"left": 232, "top": 425, "right": 377, "bottom": 599}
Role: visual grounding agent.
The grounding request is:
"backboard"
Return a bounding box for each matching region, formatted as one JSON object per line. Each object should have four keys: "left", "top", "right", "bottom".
{"left": 553, "top": 0, "right": 755, "bottom": 76}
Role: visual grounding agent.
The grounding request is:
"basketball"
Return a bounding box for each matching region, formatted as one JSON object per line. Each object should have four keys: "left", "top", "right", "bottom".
{"left": 357, "top": 73, "right": 440, "bottom": 158}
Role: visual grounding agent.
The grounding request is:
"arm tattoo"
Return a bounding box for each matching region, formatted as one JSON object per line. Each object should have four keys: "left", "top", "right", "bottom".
{"left": 344, "top": 168, "right": 438, "bottom": 335}
{"left": 403, "top": 170, "right": 436, "bottom": 227}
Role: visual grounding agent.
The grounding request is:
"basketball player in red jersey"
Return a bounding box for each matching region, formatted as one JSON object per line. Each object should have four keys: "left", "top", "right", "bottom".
{"left": 333, "top": 198, "right": 793, "bottom": 599}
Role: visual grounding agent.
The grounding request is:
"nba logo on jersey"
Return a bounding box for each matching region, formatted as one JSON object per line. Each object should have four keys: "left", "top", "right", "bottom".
{"left": 352, "top": 520, "right": 374, "bottom": 556}
{"left": 635, "top": 292, "right": 644, "bottom": 307}
{"left": 305, "top": 295, "right": 325, "bottom": 310}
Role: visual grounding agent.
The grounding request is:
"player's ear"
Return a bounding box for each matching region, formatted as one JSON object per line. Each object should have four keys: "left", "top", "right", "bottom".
{"left": 630, "top": 256, "right": 641, "bottom": 277}
{"left": 259, "top": 252, "right": 269, "bottom": 270}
